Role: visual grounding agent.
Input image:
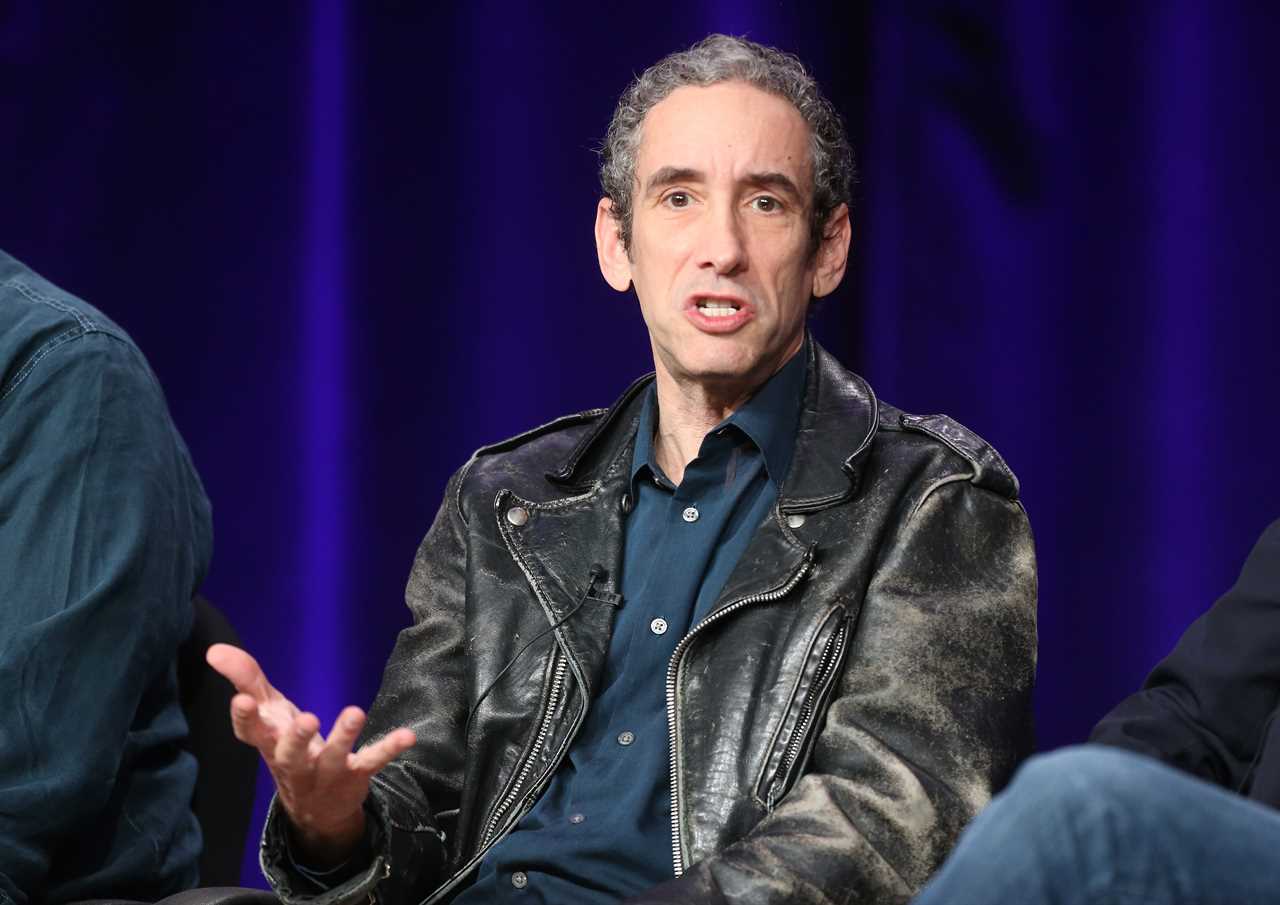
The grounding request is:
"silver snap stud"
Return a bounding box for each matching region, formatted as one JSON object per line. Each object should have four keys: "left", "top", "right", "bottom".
{"left": 506, "top": 506, "right": 529, "bottom": 527}
{"left": 619, "top": 493, "right": 633, "bottom": 515}
{"left": 617, "top": 730, "right": 635, "bottom": 746}
{"left": 682, "top": 506, "right": 699, "bottom": 523}
{"left": 650, "top": 617, "right": 668, "bottom": 635}
{"left": 786, "top": 513, "right": 806, "bottom": 529}
{"left": 511, "top": 870, "right": 528, "bottom": 889}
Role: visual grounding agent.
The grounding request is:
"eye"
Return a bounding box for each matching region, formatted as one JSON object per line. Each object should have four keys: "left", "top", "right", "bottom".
{"left": 664, "top": 191, "right": 691, "bottom": 209}
{"left": 751, "top": 196, "right": 781, "bottom": 213}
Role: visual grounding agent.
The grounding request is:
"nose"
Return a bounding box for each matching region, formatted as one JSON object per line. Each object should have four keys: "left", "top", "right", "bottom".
{"left": 697, "top": 202, "right": 746, "bottom": 276}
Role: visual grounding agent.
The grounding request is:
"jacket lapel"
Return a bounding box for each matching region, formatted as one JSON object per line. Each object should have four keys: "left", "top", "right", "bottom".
{"left": 496, "top": 419, "right": 638, "bottom": 700}
{"left": 707, "top": 337, "right": 880, "bottom": 616}
{"left": 503, "top": 334, "right": 880, "bottom": 670}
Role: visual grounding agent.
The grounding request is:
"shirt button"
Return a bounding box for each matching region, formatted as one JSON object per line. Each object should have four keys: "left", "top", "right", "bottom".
{"left": 650, "top": 617, "right": 668, "bottom": 635}
{"left": 569, "top": 813, "right": 586, "bottom": 824}
{"left": 617, "top": 730, "right": 635, "bottom": 746}
{"left": 682, "top": 506, "right": 699, "bottom": 523}
{"left": 511, "top": 871, "right": 528, "bottom": 889}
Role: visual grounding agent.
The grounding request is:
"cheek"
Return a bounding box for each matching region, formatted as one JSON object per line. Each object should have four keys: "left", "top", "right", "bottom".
{"left": 756, "top": 251, "right": 814, "bottom": 319}
{"left": 634, "top": 240, "right": 690, "bottom": 298}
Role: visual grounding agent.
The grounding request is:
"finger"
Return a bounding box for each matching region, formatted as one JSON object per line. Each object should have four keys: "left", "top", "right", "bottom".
{"left": 229, "top": 692, "right": 277, "bottom": 750}
{"left": 276, "top": 711, "right": 322, "bottom": 774}
{"left": 315, "top": 706, "right": 366, "bottom": 777}
{"left": 350, "top": 728, "right": 416, "bottom": 775}
{"left": 207, "top": 643, "right": 275, "bottom": 702}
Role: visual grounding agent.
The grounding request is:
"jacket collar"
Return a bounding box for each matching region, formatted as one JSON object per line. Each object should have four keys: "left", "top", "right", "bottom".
{"left": 547, "top": 333, "right": 878, "bottom": 512}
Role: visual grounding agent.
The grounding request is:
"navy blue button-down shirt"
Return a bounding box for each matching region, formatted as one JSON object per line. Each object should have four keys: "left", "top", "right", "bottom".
{"left": 454, "top": 349, "right": 807, "bottom": 903}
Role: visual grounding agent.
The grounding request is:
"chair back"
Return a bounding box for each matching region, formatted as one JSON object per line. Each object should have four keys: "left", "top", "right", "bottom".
{"left": 177, "top": 596, "right": 259, "bottom": 886}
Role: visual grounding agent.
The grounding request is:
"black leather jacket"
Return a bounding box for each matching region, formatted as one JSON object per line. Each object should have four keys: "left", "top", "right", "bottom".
{"left": 263, "top": 339, "right": 1037, "bottom": 905}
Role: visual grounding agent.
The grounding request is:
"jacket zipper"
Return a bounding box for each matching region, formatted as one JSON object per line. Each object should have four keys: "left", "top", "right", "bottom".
{"left": 420, "top": 650, "right": 570, "bottom": 905}
{"left": 766, "top": 618, "right": 848, "bottom": 811}
{"left": 421, "top": 493, "right": 603, "bottom": 904}
{"left": 479, "top": 650, "right": 569, "bottom": 847}
{"left": 665, "top": 547, "right": 815, "bottom": 876}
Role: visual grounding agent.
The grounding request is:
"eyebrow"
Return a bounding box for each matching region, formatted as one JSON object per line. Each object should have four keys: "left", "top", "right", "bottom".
{"left": 644, "top": 166, "right": 702, "bottom": 196}
{"left": 742, "top": 171, "right": 804, "bottom": 204}
{"left": 642, "top": 166, "right": 805, "bottom": 204}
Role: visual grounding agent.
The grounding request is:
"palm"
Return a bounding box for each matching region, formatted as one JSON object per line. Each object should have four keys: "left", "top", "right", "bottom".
{"left": 205, "top": 643, "right": 415, "bottom": 860}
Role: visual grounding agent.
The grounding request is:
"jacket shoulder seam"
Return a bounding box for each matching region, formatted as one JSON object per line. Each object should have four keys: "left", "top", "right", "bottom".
{"left": 0, "top": 325, "right": 134, "bottom": 406}
{"left": 452, "top": 456, "right": 479, "bottom": 527}
{"left": 6, "top": 276, "right": 117, "bottom": 336}
{"left": 896, "top": 412, "right": 1020, "bottom": 500}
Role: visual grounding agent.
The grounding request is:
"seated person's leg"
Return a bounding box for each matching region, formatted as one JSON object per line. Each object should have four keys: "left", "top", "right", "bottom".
{"left": 914, "top": 745, "right": 1280, "bottom": 905}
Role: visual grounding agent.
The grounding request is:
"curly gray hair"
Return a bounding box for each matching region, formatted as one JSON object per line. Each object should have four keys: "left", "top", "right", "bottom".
{"left": 599, "top": 34, "right": 855, "bottom": 255}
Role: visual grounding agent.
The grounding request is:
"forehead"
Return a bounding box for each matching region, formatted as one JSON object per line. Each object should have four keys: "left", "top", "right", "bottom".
{"left": 635, "top": 81, "right": 813, "bottom": 185}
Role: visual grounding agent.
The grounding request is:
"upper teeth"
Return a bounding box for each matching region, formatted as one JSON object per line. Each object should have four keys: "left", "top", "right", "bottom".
{"left": 699, "top": 300, "right": 738, "bottom": 317}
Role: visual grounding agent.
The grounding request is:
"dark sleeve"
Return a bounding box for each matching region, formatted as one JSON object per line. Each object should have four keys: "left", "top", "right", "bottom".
{"left": 260, "top": 467, "right": 470, "bottom": 905}
{"left": 626, "top": 480, "right": 1038, "bottom": 905}
{"left": 0, "top": 333, "right": 212, "bottom": 905}
{"left": 1090, "top": 518, "right": 1280, "bottom": 789}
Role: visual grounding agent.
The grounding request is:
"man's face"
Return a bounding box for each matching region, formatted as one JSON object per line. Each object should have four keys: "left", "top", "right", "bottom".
{"left": 596, "top": 80, "right": 850, "bottom": 396}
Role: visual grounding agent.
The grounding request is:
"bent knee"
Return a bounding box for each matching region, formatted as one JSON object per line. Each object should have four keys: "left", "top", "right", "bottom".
{"left": 1002, "top": 745, "right": 1171, "bottom": 818}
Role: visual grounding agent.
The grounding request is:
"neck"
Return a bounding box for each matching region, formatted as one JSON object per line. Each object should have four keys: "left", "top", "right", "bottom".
{"left": 650, "top": 374, "right": 751, "bottom": 485}
{"left": 649, "top": 341, "right": 801, "bottom": 485}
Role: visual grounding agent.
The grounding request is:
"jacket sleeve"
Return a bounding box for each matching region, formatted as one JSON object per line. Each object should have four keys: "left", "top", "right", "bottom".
{"left": 0, "top": 333, "right": 210, "bottom": 905}
{"left": 261, "top": 466, "right": 472, "bottom": 905}
{"left": 1090, "top": 518, "right": 1280, "bottom": 790}
{"left": 625, "top": 478, "right": 1038, "bottom": 905}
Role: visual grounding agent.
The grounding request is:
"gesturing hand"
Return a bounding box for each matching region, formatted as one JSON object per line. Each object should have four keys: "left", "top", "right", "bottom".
{"left": 206, "top": 643, "right": 416, "bottom": 865}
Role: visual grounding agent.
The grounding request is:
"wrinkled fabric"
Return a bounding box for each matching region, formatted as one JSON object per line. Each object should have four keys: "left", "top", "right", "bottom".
{"left": 261, "top": 336, "right": 1037, "bottom": 905}
{"left": 0, "top": 250, "right": 210, "bottom": 904}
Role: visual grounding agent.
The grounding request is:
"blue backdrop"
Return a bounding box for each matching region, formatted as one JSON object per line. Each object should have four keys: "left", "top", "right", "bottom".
{"left": 3, "top": 1, "right": 1278, "bottom": 886}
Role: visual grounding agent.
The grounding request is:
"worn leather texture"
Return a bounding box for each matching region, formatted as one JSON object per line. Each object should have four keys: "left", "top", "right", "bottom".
{"left": 261, "top": 337, "right": 1037, "bottom": 905}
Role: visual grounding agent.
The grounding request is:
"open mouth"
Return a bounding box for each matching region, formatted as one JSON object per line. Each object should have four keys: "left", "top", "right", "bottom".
{"left": 695, "top": 298, "right": 743, "bottom": 318}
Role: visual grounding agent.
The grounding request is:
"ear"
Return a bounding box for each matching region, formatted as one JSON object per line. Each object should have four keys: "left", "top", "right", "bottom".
{"left": 812, "top": 203, "right": 852, "bottom": 299}
{"left": 595, "top": 197, "right": 633, "bottom": 292}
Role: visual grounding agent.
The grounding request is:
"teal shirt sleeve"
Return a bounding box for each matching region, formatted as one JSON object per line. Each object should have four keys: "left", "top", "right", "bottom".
{"left": 0, "top": 324, "right": 212, "bottom": 903}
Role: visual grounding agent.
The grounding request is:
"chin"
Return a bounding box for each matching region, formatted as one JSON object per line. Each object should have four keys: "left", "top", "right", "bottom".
{"left": 673, "top": 347, "right": 765, "bottom": 385}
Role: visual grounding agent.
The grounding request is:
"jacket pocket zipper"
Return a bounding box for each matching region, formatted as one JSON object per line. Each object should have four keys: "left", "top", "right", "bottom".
{"left": 665, "top": 546, "right": 815, "bottom": 877}
{"left": 765, "top": 617, "right": 849, "bottom": 811}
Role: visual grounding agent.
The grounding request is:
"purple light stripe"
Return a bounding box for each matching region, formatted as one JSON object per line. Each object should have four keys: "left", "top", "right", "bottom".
{"left": 300, "top": 0, "right": 349, "bottom": 714}
{"left": 1140, "top": 3, "right": 1216, "bottom": 655}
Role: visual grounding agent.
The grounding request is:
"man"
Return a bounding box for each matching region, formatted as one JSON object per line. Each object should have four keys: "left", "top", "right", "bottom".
{"left": 912, "top": 517, "right": 1280, "bottom": 905}
{"left": 0, "top": 249, "right": 211, "bottom": 903}
{"left": 210, "top": 35, "right": 1036, "bottom": 904}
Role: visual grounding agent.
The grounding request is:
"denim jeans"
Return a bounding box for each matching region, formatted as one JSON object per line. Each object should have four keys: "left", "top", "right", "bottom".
{"left": 913, "top": 745, "right": 1280, "bottom": 905}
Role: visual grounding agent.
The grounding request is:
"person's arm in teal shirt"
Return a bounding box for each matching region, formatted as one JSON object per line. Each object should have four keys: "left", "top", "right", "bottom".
{"left": 0, "top": 315, "right": 212, "bottom": 903}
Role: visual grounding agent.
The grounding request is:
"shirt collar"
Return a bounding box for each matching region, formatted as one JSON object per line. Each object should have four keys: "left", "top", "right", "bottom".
{"left": 630, "top": 345, "right": 808, "bottom": 489}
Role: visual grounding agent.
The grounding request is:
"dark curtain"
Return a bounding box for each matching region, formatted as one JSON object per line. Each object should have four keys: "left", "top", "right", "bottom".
{"left": 3, "top": 0, "right": 1277, "bottom": 885}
